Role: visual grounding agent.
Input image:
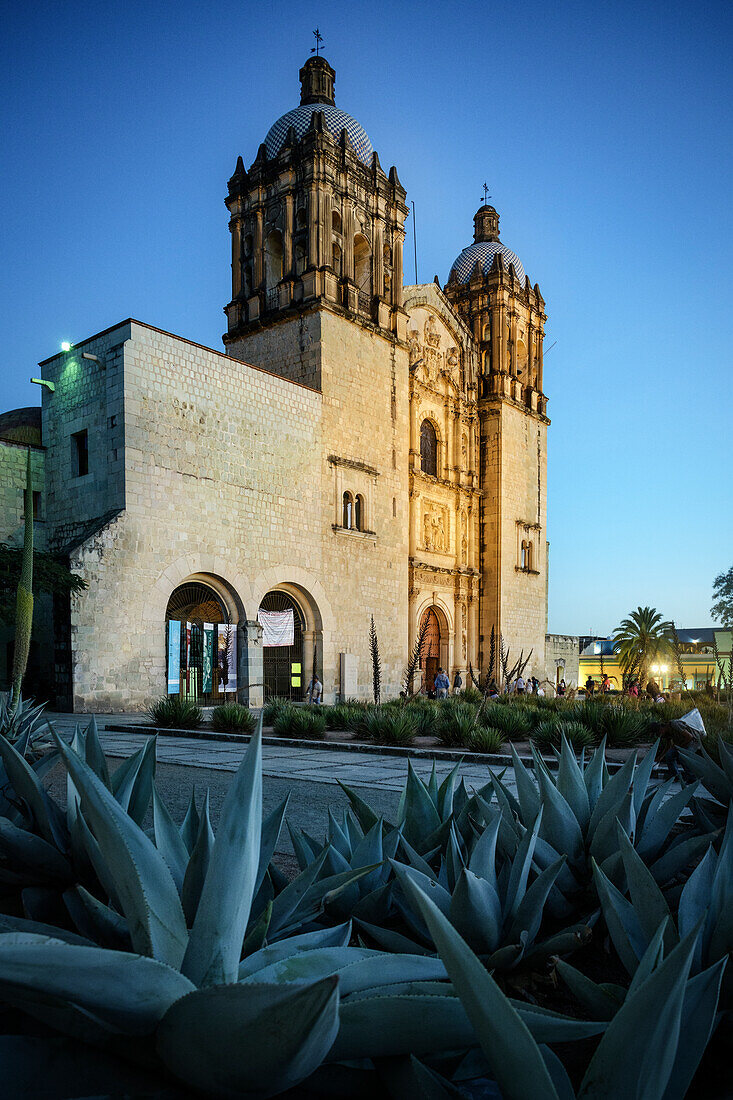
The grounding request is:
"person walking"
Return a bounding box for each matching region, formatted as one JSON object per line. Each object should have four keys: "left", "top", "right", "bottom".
{"left": 306, "top": 675, "right": 323, "bottom": 705}
{"left": 585, "top": 676, "right": 595, "bottom": 696}
{"left": 434, "top": 668, "right": 450, "bottom": 699}
{"left": 452, "top": 670, "right": 463, "bottom": 694}
{"left": 515, "top": 675, "right": 526, "bottom": 695}
{"left": 557, "top": 678, "right": 566, "bottom": 697}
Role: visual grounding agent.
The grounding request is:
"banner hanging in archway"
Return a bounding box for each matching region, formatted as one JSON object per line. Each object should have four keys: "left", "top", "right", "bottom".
{"left": 258, "top": 608, "right": 295, "bottom": 647}
{"left": 217, "top": 624, "right": 237, "bottom": 692}
{"left": 202, "top": 623, "right": 215, "bottom": 694}
{"left": 167, "top": 620, "right": 181, "bottom": 693}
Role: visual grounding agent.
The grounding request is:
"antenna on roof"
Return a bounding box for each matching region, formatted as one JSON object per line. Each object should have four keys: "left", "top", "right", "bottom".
{"left": 482, "top": 182, "right": 491, "bottom": 205}
{"left": 311, "top": 28, "right": 323, "bottom": 55}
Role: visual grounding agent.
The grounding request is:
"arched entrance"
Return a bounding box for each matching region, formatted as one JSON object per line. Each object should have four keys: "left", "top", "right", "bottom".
{"left": 165, "top": 581, "right": 231, "bottom": 705}
{"left": 258, "top": 590, "right": 306, "bottom": 701}
{"left": 419, "top": 607, "right": 442, "bottom": 693}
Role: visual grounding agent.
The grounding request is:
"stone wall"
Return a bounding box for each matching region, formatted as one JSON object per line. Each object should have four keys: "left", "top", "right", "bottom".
{"left": 545, "top": 633, "right": 580, "bottom": 690}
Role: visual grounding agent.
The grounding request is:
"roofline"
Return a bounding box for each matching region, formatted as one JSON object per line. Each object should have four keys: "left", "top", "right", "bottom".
{"left": 38, "top": 318, "right": 322, "bottom": 397}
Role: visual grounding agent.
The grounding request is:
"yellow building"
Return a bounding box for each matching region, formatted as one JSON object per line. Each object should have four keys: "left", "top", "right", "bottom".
{"left": 578, "top": 627, "right": 727, "bottom": 692}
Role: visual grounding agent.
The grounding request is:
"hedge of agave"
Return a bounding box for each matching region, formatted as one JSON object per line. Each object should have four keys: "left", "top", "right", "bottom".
{"left": 0, "top": 717, "right": 728, "bottom": 1096}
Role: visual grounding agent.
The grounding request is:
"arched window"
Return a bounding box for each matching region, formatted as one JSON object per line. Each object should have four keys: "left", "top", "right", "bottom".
{"left": 343, "top": 491, "right": 353, "bottom": 529}
{"left": 332, "top": 243, "right": 342, "bottom": 274}
{"left": 526, "top": 541, "right": 534, "bottom": 571}
{"left": 295, "top": 242, "right": 306, "bottom": 276}
{"left": 520, "top": 541, "right": 528, "bottom": 570}
{"left": 354, "top": 494, "right": 364, "bottom": 531}
{"left": 295, "top": 208, "right": 307, "bottom": 230}
{"left": 332, "top": 210, "right": 342, "bottom": 233}
{"left": 265, "top": 230, "right": 283, "bottom": 288}
{"left": 420, "top": 420, "right": 438, "bottom": 477}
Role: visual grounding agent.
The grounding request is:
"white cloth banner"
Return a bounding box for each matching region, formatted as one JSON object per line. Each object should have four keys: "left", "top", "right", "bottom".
{"left": 258, "top": 608, "right": 295, "bottom": 647}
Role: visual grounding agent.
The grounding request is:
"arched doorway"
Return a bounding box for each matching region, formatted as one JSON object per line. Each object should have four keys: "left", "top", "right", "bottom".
{"left": 258, "top": 590, "right": 306, "bottom": 701}
{"left": 165, "top": 581, "right": 231, "bottom": 705}
{"left": 419, "top": 607, "right": 442, "bottom": 693}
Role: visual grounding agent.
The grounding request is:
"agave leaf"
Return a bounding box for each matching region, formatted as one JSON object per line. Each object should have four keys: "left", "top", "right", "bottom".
{"left": 510, "top": 1000, "right": 608, "bottom": 1043}
{"left": 556, "top": 737, "right": 591, "bottom": 830}
{"left": 289, "top": 822, "right": 322, "bottom": 871}
{"left": 328, "top": 991, "right": 475, "bottom": 1062}
{"left": 391, "top": 860, "right": 452, "bottom": 916}
{"left": 555, "top": 958, "right": 623, "bottom": 1021}
{"left": 437, "top": 760, "right": 462, "bottom": 819}
{"left": 636, "top": 782, "right": 700, "bottom": 863}
{"left": 152, "top": 783, "right": 189, "bottom": 893}
{"left": 0, "top": 913, "right": 94, "bottom": 947}
{"left": 450, "top": 868, "right": 502, "bottom": 954}
{"left": 267, "top": 849, "right": 329, "bottom": 936}
{"left": 83, "top": 716, "right": 111, "bottom": 790}
{"left": 509, "top": 744, "right": 541, "bottom": 823}
{"left": 467, "top": 813, "right": 501, "bottom": 891}
{"left": 181, "top": 790, "right": 215, "bottom": 926}
{"left": 588, "top": 791, "right": 636, "bottom": 866}
{"left": 401, "top": 762, "right": 442, "bottom": 849}
{"left": 678, "top": 744, "right": 729, "bottom": 804}
{"left": 583, "top": 742, "right": 606, "bottom": 809}
{"left": 354, "top": 919, "right": 432, "bottom": 955}
{"left": 109, "top": 743, "right": 146, "bottom": 798}
{"left": 487, "top": 772, "right": 523, "bottom": 837}
{"left": 587, "top": 751, "right": 637, "bottom": 841}
{"left": 66, "top": 725, "right": 84, "bottom": 833}
{"left": 181, "top": 724, "right": 262, "bottom": 987}
{"left": 504, "top": 809, "right": 544, "bottom": 923}
{"left": 649, "top": 833, "right": 714, "bottom": 887}
{"left": 0, "top": 934, "right": 194, "bottom": 1034}
{"left": 241, "top": 946, "right": 446, "bottom": 995}
{"left": 327, "top": 808, "right": 352, "bottom": 861}
{"left": 290, "top": 865, "right": 380, "bottom": 931}
{"left": 0, "top": 818, "right": 71, "bottom": 883}
{"left": 508, "top": 856, "right": 566, "bottom": 947}
{"left": 397, "top": 834, "right": 439, "bottom": 879}
{"left": 591, "top": 859, "right": 649, "bottom": 975}
{"left": 577, "top": 930, "right": 699, "bottom": 1099}
{"left": 626, "top": 919, "right": 668, "bottom": 999}
{"left": 409, "top": 1056, "right": 467, "bottom": 1099}
{"left": 0, "top": 736, "right": 61, "bottom": 847}
{"left": 400, "top": 874, "right": 561, "bottom": 1099}
{"left": 71, "top": 807, "right": 122, "bottom": 914}
{"left": 427, "top": 760, "right": 439, "bottom": 806}
{"left": 631, "top": 741, "right": 658, "bottom": 818}
{"left": 337, "top": 781, "right": 383, "bottom": 834}
{"left": 52, "top": 731, "right": 188, "bottom": 968}
{"left": 616, "top": 825, "right": 677, "bottom": 951}
{"left": 662, "top": 959, "right": 727, "bottom": 1100}
{"left": 536, "top": 771, "right": 584, "bottom": 866}
{"left": 350, "top": 819, "right": 385, "bottom": 894}
{"left": 114, "top": 736, "right": 157, "bottom": 826}
{"left": 179, "top": 786, "right": 200, "bottom": 854}
{"left": 157, "top": 976, "right": 340, "bottom": 1098}
{"left": 63, "top": 885, "right": 132, "bottom": 952}
{"left": 237, "top": 921, "right": 352, "bottom": 980}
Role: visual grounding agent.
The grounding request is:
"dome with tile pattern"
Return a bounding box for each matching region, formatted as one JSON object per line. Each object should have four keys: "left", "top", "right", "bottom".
{"left": 264, "top": 103, "right": 373, "bottom": 165}
{"left": 449, "top": 240, "right": 526, "bottom": 285}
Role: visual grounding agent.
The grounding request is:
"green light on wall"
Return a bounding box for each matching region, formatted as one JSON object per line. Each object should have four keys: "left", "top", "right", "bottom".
{"left": 61, "top": 341, "right": 72, "bottom": 352}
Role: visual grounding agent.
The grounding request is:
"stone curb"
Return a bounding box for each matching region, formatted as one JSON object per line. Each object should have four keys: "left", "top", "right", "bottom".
{"left": 102, "top": 722, "right": 656, "bottom": 774}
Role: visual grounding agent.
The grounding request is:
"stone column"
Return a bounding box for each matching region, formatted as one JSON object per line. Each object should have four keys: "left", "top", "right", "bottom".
{"left": 527, "top": 319, "right": 536, "bottom": 388}
{"left": 393, "top": 230, "right": 404, "bottom": 308}
{"left": 253, "top": 208, "right": 264, "bottom": 288}
{"left": 509, "top": 304, "right": 518, "bottom": 377}
{"left": 231, "top": 216, "right": 242, "bottom": 298}
{"left": 308, "top": 184, "right": 319, "bottom": 269}
{"left": 373, "top": 223, "right": 383, "bottom": 298}
{"left": 492, "top": 304, "right": 503, "bottom": 374}
{"left": 344, "top": 200, "right": 354, "bottom": 280}
{"left": 320, "top": 191, "right": 331, "bottom": 267}
{"left": 537, "top": 326, "right": 544, "bottom": 393}
{"left": 240, "top": 619, "right": 264, "bottom": 709}
{"left": 284, "top": 193, "right": 294, "bottom": 277}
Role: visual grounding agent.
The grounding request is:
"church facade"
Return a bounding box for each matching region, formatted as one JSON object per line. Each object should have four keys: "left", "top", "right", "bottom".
{"left": 1, "top": 55, "right": 550, "bottom": 711}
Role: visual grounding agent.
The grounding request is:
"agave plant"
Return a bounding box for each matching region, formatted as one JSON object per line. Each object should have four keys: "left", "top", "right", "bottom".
{"left": 402, "top": 873, "right": 726, "bottom": 1100}
{"left": 493, "top": 737, "right": 708, "bottom": 916}
{"left": 0, "top": 694, "right": 50, "bottom": 747}
{"left": 579, "top": 814, "right": 733, "bottom": 1010}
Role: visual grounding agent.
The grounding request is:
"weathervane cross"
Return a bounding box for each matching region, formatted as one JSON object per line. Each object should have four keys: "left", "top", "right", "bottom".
{"left": 482, "top": 182, "right": 491, "bottom": 205}
{"left": 311, "top": 28, "right": 323, "bottom": 55}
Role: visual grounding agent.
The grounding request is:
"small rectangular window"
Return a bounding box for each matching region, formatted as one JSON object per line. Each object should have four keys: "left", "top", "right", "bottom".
{"left": 72, "top": 430, "right": 89, "bottom": 477}
{"left": 32, "top": 491, "right": 41, "bottom": 519}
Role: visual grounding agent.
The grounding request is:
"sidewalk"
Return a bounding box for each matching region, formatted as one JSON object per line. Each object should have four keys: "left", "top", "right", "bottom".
{"left": 41, "top": 713, "right": 497, "bottom": 794}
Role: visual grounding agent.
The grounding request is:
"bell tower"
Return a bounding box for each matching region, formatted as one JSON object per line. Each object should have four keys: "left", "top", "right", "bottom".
{"left": 444, "top": 205, "right": 549, "bottom": 681}
{"left": 223, "top": 55, "right": 409, "bottom": 365}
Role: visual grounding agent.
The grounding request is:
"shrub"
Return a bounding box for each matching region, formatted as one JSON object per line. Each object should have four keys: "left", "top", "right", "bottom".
{"left": 211, "top": 702, "right": 256, "bottom": 734}
{"left": 323, "top": 704, "right": 363, "bottom": 731}
{"left": 262, "top": 697, "right": 289, "bottom": 726}
{"left": 468, "top": 725, "right": 504, "bottom": 753}
{"left": 601, "top": 705, "right": 649, "bottom": 747}
{"left": 438, "top": 703, "right": 478, "bottom": 747}
{"left": 273, "top": 705, "right": 327, "bottom": 740}
{"left": 483, "top": 704, "right": 533, "bottom": 740}
{"left": 455, "top": 687, "right": 483, "bottom": 705}
{"left": 533, "top": 718, "right": 596, "bottom": 750}
{"left": 146, "top": 696, "right": 203, "bottom": 729}
{"left": 362, "top": 707, "right": 417, "bottom": 746}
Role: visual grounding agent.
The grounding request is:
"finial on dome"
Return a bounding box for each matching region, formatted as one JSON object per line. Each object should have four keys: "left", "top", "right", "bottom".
{"left": 300, "top": 52, "right": 336, "bottom": 106}
{"left": 474, "top": 205, "right": 500, "bottom": 243}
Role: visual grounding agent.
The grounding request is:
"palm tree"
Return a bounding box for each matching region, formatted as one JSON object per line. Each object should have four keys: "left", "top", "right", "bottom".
{"left": 612, "top": 606, "right": 676, "bottom": 689}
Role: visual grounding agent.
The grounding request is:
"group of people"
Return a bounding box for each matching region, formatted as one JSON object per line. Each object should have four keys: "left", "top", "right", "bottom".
{"left": 511, "top": 675, "right": 546, "bottom": 696}
{"left": 583, "top": 674, "right": 667, "bottom": 704}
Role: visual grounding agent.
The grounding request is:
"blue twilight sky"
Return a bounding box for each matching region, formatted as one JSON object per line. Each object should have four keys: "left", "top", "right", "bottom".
{"left": 1, "top": 0, "right": 731, "bottom": 636}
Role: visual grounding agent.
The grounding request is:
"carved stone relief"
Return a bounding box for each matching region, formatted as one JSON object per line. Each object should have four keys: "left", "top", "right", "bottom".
{"left": 422, "top": 501, "right": 449, "bottom": 553}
